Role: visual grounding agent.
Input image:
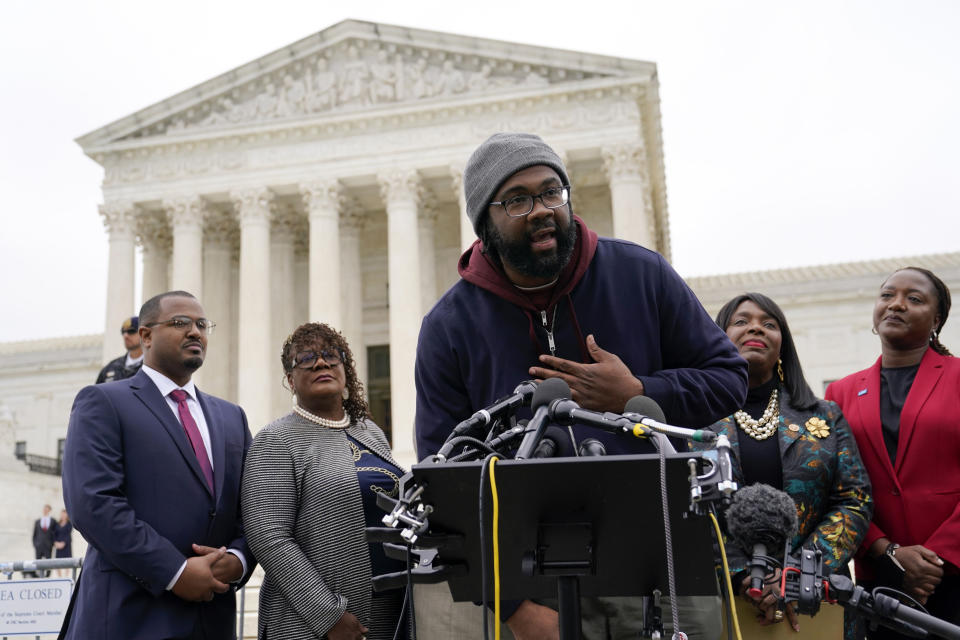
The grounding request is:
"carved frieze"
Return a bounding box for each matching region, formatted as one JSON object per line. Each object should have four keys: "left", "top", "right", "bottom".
{"left": 231, "top": 188, "right": 275, "bottom": 226}
{"left": 118, "top": 39, "right": 604, "bottom": 141}
{"left": 99, "top": 202, "right": 136, "bottom": 236}
{"left": 135, "top": 208, "right": 172, "bottom": 254}
{"left": 378, "top": 169, "right": 423, "bottom": 207}
{"left": 163, "top": 196, "right": 207, "bottom": 230}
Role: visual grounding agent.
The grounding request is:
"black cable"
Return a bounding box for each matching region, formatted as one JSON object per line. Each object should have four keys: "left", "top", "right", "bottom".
{"left": 406, "top": 544, "right": 416, "bottom": 640}
{"left": 392, "top": 576, "right": 410, "bottom": 640}
{"left": 443, "top": 436, "right": 499, "bottom": 459}
{"left": 708, "top": 503, "right": 735, "bottom": 640}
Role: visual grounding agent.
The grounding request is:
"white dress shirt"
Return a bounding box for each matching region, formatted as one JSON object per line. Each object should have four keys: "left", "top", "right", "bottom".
{"left": 140, "top": 365, "right": 247, "bottom": 589}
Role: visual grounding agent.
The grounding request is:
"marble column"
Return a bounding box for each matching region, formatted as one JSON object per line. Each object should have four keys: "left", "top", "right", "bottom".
{"left": 301, "top": 180, "right": 342, "bottom": 328}
{"left": 232, "top": 188, "right": 274, "bottom": 432}
{"left": 450, "top": 164, "right": 475, "bottom": 253}
{"left": 602, "top": 142, "right": 656, "bottom": 250}
{"left": 164, "top": 196, "right": 206, "bottom": 299}
{"left": 270, "top": 205, "right": 299, "bottom": 419}
{"left": 339, "top": 204, "right": 367, "bottom": 386}
{"left": 201, "top": 210, "right": 236, "bottom": 401}
{"left": 100, "top": 202, "right": 137, "bottom": 364}
{"left": 378, "top": 169, "right": 423, "bottom": 462}
{"left": 136, "top": 212, "right": 171, "bottom": 302}
{"left": 418, "top": 194, "right": 439, "bottom": 314}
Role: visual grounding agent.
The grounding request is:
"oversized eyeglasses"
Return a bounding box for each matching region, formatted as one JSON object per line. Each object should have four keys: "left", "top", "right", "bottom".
{"left": 291, "top": 349, "right": 345, "bottom": 369}
{"left": 144, "top": 316, "right": 216, "bottom": 335}
{"left": 489, "top": 186, "right": 570, "bottom": 218}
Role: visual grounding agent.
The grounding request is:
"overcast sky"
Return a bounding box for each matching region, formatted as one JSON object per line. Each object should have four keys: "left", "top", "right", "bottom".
{"left": 1, "top": 0, "right": 958, "bottom": 343}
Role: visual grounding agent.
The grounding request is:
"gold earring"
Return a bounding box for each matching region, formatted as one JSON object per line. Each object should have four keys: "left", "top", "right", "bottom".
{"left": 777, "top": 359, "right": 784, "bottom": 383}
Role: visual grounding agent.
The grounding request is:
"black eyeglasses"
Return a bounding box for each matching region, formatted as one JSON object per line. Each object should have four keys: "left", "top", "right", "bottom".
{"left": 490, "top": 185, "right": 570, "bottom": 218}
{"left": 291, "top": 349, "right": 345, "bottom": 369}
{"left": 144, "top": 316, "right": 216, "bottom": 335}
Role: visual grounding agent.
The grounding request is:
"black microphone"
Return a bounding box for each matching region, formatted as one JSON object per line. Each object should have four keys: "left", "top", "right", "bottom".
{"left": 577, "top": 438, "right": 607, "bottom": 456}
{"left": 514, "top": 378, "right": 571, "bottom": 460}
{"left": 532, "top": 426, "right": 569, "bottom": 458}
{"left": 622, "top": 396, "right": 718, "bottom": 443}
{"left": 436, "top": 380, "right": 538, "bottom": 460}
{"left": 725, "top": 484, "right": 798, "bottom": 599}
{"left": 548, "top": 398, "right": 633, "bottom": 433}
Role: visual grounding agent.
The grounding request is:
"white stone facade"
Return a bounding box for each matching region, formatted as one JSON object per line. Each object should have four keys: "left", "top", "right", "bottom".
{"left": 75, "top": 20, "right": 671, "bottom": 461}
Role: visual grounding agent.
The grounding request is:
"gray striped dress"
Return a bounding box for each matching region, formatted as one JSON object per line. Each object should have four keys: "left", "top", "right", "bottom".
{"left": 241, "top": 412, "right": 405, "bottom": 639}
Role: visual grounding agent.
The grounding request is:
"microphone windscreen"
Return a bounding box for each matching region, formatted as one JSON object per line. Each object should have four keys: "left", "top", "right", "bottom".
{"left": 624, "top": 395, "right": 667, "bottom": 424}
{"left": 533, "top": 426, "right": 570, "bottom": 458}
{"left": 531, "top": 377, "right": 571, "bottom": 410}
{"left": 726, "top": 484, "right": 798, "bottom": 551}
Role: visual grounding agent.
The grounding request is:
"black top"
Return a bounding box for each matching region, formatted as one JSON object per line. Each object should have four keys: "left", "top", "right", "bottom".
{"left": 347, "top": 435, "right": 407, "bottom": 587}
{"left": 879, "top": 364, "right": 920, "bottom": 467}
{"left": 737, "top": 376, "right": 784, "bottom": 490}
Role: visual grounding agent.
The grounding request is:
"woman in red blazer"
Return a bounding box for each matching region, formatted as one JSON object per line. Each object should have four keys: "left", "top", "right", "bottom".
{"left": 826, "top": 267, "right": 958, "bottom": 638}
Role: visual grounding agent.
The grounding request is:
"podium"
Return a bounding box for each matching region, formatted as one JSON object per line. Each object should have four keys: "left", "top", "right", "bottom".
{"left": 407, "top": 452, "right": 718, "bottom": 637}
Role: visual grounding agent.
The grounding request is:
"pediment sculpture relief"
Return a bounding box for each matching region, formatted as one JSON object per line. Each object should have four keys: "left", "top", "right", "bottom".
{"left": 135, "top": 41, "right": 601, "bottom": 139}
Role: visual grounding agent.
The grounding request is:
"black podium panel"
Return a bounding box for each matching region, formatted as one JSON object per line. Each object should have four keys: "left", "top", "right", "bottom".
{"left": 412, "top": 453, "right": 716, "bottom": 602}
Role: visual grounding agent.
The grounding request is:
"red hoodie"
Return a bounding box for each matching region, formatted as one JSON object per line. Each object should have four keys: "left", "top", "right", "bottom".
{"left": 457, "top": 215, "right": 599, "bottom": 362}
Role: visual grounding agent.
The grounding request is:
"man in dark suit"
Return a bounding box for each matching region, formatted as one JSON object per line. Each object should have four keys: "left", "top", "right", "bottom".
{"left": 32, "top": 504, "right": 57, "bottom": 576}
{"left": 61, "top": 290, "right": 255, "bottom": 640}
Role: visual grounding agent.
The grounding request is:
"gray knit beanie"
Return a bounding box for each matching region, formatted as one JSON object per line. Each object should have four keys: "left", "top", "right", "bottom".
{"left": 463, "top": 132, "right": 570, "bottom": 237}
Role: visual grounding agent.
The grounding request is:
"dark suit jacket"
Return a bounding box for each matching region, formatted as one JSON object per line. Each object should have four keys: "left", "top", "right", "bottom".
{"left": 694, "top": 390, "right": 873, "bottom": 575}
{"left": 61, "top": 369, "right": 255, "bottom": 640}
{"left": 33, "top": 518, "right": 57, "bottom": 555}
{"left": 826, "top": 348, "right": 960, "bottom": 578}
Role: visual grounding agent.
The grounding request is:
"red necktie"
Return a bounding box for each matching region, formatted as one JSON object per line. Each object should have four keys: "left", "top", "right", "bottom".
{"left": 169, "top": 389, "right": 214, "bottom": 492}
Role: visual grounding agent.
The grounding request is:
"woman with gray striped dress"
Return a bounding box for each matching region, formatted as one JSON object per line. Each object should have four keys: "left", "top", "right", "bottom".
{"left": 241, "top": 323, "right": 407, "bottom": 640}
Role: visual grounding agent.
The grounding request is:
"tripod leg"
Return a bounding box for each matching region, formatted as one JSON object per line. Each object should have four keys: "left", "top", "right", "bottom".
{"left": 557, "top": 576, "right": 583, "bottom": 640}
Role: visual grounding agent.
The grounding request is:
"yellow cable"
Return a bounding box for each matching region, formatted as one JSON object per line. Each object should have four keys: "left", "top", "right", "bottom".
{"left": 709, "top": 511, "right": 743, "bottom": 640}
{"left": 489, "top": 456, "right": 502, "bottom": 640}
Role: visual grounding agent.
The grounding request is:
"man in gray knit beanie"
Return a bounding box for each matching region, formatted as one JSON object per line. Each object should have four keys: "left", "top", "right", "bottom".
{"left": 413, "top": 133, "right": 740, "bottom": 640}
{"left": 462, "top": 132, "right": 578, "bottom": 286}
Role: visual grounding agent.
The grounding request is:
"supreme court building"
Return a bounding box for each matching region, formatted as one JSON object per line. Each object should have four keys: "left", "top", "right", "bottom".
{"left": 1, "top": 20, "right": 958, "bottom": 568}
{"left": 75, "top": 19, "right": 671, "bottom": 461}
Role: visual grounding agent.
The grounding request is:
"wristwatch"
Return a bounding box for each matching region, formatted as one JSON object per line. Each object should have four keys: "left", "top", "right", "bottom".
{"left": 885, "top": 542, "right": 905, "bottom": 572}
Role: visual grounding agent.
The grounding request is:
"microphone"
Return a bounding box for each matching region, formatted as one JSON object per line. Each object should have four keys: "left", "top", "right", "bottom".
{"left": 436, "top": 380, "right": 538, "bottom": 460}
{"left": 622, "top": 396, "right": 718, "bottom": 443}
{"left": 548, "top": 398, "right": 634, "bottom": 433}
{"left": 532, "top": 426, "right": 570, "bottom": 458}
{"left": 725, "top": 484, "right": 798, "bottom": 599}
{"left": 514, "top": 378, "right": 571, "bottom": 460}
{"left": 578, "top": 438, "right": 607, "bottom": 456}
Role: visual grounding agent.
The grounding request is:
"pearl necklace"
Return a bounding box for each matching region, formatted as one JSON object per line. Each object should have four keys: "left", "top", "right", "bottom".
{"left": 293, "top": 404, "right": 351, "bottom": 429}
{"left": 734, "top": 389, "right": 780, "bottom": 441}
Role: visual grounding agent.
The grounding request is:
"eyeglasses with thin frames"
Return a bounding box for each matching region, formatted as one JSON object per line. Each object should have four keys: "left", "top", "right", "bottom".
{"left": 143, "top": 316, "right": 216, "bottom": 335}
{"left": 489, "top": 185, "right": 570, "bottom": 218}
{"left": 291, "top": 349, "right": 345, "bottom": 369}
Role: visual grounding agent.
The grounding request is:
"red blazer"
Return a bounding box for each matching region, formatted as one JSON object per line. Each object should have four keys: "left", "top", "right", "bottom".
{"left": 826, "top": 348, "right": 960, "bottom": 578}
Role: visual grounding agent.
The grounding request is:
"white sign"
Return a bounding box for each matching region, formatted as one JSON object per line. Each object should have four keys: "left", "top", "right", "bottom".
{"left": 0, "top": 578, "right": 72, "bottom": 635}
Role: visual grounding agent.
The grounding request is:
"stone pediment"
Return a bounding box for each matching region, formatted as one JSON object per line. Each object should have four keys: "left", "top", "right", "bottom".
{"left": 76, "top": 19, "right": 656, "bottom": 149}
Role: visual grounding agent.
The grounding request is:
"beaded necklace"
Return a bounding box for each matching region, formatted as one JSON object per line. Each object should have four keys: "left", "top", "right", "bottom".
{"left": 293, "top": 404, "right": 351, "bottom": 429}
{"left": 734, "top": 389, "right": 780, "bottom": 440}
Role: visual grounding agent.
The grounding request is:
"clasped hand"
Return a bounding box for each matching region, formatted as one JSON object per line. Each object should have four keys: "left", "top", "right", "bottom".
{"left": 171, "top": 544, "right": 243, "bottom": 602}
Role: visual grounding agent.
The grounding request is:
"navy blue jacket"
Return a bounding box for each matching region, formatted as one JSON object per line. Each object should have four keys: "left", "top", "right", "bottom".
{"left": 415, "top": 236, "right": 748, "bottom": 459}
{"left": 61, "top": 369, "right": 255, "bottom": 640}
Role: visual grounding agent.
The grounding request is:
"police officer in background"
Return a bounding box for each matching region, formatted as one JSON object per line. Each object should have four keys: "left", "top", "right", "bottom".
{"left": 96, "top": 316, "right": 144, "bottom": 383}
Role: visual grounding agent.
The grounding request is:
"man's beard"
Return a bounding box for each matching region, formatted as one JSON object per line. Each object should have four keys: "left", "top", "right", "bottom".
{"left": 486, "top": 215, "right": 577, "bottom": 280}
{"left": 183, "top": 356, "right": 203, "bottom": 371}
